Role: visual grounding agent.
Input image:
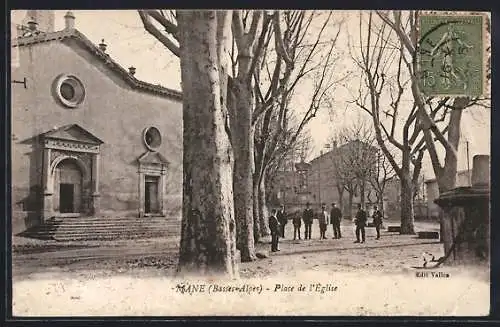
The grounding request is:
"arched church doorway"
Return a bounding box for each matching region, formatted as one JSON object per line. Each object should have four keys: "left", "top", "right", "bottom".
{"left": 53, "top": 158, "right": 83, "bottom": 214}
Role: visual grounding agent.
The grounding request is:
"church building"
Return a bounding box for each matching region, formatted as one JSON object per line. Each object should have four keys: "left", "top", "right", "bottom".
{"left": 11, "top": 11, "right": 183, "bottom": 236}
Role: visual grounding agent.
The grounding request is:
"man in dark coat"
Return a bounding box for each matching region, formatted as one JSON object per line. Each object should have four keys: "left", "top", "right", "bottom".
{"left": 354, "top": 203, "right": 367, "bottom": 243}
{"left": 277, "top": 204, "right": 287, "bottom": 238}
{"left": 292, "top": 210, "right": 302, "bottom": 240}
{"left": 268, "top": 209, "right": 280, "bottom": 252}
{"left": 372, "top": 205, "right": 383, "bottom": 240}
{"left": 302, "top": 202, "right": 314, "bottom": 240}
{"left": 330, "top": 202, "right": 342, "bottom": 239}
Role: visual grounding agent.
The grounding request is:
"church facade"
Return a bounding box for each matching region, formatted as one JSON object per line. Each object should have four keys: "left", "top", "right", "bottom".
{"left": 11, "top": 11, "right": 183, "bottom": 234}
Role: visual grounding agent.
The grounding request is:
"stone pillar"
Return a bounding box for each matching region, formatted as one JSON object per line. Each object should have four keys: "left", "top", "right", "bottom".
{"left": 160, "top": 169, "right": 167, "bottom": 216}
{"left": 472, "top": 154, "right": 490, "bottom": 262}
{"left": 472, "top": 155, "right": 490, "bottom": 187}
{"left": 138, "top": 170, "right": 145, "bottom": 218}
{"left": 434, "top": 154, "right": 490, "bottom": 265}
{"left": 91, "top": 153, "right": 101, "bottom": 215}
{"left": 42, "top": 148, "right": 53, "bottom": 221}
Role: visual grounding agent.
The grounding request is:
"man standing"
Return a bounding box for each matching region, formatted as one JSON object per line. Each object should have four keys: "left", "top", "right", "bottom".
{"left": 302, "top": 202, "right": 314, "bottom": 240}
{"left": 318, "top": 203, "right": 329, "bottom": 239}
{"left": 372, "top": 205, "right": 383, "bottom": 240}
{"left": 277, "top": 204, "right": 287, "bottom": 238}
{"left": 268, "top": 209, "right": 280, "bottom": 252}
{"left": 354, "top": 203, "right": 367, "bottom": 243}
{"left": 330, "top": 202, "right": 342, "bottom": 239}
{"left": 292, "top": 211, "right": 302, "bottom": 240}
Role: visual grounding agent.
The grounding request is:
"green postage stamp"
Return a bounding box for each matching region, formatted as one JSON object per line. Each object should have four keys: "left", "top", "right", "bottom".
{"left": 418, "top": 12, "right": 488, "bottom": 97}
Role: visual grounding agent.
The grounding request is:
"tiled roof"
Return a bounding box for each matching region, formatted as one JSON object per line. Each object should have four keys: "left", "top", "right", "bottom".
{"left": 12, "top": 29, "right": 182, "bottom": 101}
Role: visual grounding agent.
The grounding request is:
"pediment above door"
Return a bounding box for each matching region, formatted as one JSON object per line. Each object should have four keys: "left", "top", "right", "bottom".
{"left": 137, "top": 151, "right": 169, "bottom": 165}
{"left": 41, "top": 124, "right": 104, "bottom": 153}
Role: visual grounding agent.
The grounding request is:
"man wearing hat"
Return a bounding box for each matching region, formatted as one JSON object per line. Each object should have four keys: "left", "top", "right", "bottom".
{"left": 354, "top": 203, "right": 367, "bottom": 243}
{"left": 268, "top": 208, "right": 281, "bottom": 252}
{"left": 330, "top": 202, "right": 342, "bottom": 239}
{"left": 277, "top": 204, "right": 287, "bottom": 238}
{"left": 318, "top": 203, "right": 329, "bottom": 239}
{"left": 302, "top": 202, "right": 314, "bottom": 240}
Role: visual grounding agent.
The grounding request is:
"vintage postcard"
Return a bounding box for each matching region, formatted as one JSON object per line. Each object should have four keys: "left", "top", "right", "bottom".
{"left": 10, "top": 9, "right": 491, "bottom": 317}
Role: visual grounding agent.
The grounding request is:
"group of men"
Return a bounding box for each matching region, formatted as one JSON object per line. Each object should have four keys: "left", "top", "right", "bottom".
{"left": 268, "top": 202, "right": 384, "bottom": 252}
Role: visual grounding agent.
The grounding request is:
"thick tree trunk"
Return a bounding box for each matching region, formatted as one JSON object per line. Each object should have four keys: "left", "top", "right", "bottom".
{"left": 177, "top": 11, "right": 238, "bottom": 277}
{"left": 348, "top": 191, "right": 354, "bottom": 218}
{"left": 437, "top": 106, "right": 462, "bottom": 255}
{"left": 360, "top": 182, "right": 365, "bottom": 208}
{"left": 337, "top": 185, "right": 344, "bottom": 217}
{"left": 253, "top": 138, "right": 271, "bottom": 239}
{"left": 377, "top": 195, "right": 384, "bottom": 216}
{"left": 252, "top": 178, "right": 261, "bottom": 243}
{"left": 230, "top": 80, "right": 257, "bottom": 262}
{"left": 398, "top": 142, "right": 416, "bottom": 234}
{"left": 375, "top": 188, "right": 385, "bottom": 216}
{"left": 258, "top": 171, "right": 270, "bottom": 236}
{"left": 252, "top": 133, "right": 266, "bottom": 242}
{"left": 400, "top": 175, "right": 416, "bottom": 234}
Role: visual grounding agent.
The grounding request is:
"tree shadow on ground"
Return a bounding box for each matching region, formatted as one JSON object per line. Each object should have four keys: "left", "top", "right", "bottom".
{"left": 272, "top": 241, "right": 441, "bottom": 257}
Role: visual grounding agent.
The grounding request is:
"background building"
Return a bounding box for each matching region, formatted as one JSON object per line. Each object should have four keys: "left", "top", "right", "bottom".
{"left": 269, "top": 140, "right": 402, "bottom": 218}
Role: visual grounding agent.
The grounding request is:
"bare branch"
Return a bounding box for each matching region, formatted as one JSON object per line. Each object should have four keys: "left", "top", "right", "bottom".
{"left": 248, "top": 13, "right": 272, "bottom": 86}
{"left": 138, "top": 10, "right": 180, "bottom": 57}
{"left": 232, "top": 10, "right": 245, "bottom": 43}
{"left": 273, "top": 11, "right": 293, "bottom": 66}
{"left": 146, "top": 10, "right": 179, "bottom": 39}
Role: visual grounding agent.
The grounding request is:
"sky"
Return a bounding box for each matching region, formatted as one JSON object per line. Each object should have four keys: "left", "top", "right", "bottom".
{"left": 11, "top": 10, "right": 491, "bottom": 180}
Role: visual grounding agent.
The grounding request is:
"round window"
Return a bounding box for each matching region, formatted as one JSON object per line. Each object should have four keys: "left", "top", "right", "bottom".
{"left": 54, "top": 74, "right": 85, "bottom": 108}
{"left": 60, "top": 82, "right": 76, "bottom": 100}
{"left": 143, "top": 127, "right": 162, "bottom": 151}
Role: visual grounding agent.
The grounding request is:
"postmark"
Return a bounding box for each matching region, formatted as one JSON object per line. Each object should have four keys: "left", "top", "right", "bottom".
{"left": 417, "top": 12, "right": 488, "bottom": 97}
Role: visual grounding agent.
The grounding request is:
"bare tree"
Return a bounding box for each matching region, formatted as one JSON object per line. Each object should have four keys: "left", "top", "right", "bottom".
{"left": 297, "top": 132, "right": 314, "bottom": 162}
{"left": 330, "top": 139, "right": 356, "bottom": 217}
{"left": 377, "top": 10, "right": 491, "bottom": 249}
{"left": 225, "top": 10, "right": 274, "bottom": 262}
{"left": 350, "top": 12, "right": 429, "bottom": 234}
{"left": 138, "top": 10, "right": 342, "bottom": 260}
{"left": 330, "top": 120, "right": 377, "bottom": 216}
{"left": 252, "top": 11, "right": 342, "bottom": 239}
{"left": 140, "top": 9, "right": 269, "bottom": 262}
{"left": 138, "top": 10, "right": 237, "bottom": 276}
{"left": 368, "top": 148, "right": 396, "bottom": 214}
{"left": 265, "top": 121, "right": 313, "bottom": 196}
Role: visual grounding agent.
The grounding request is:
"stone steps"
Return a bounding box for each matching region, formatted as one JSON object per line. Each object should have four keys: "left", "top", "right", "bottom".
{"left": 54, "top": 231, "right": 178, "bottom": 242}
{"left": 54, "top": 226, "right": 177, "bottom": 231}
{"left": 56, "top": 221, "right": 179, "bottom": 227}
{"left": 19, "top": 216, "right": 181, "bottom": 242}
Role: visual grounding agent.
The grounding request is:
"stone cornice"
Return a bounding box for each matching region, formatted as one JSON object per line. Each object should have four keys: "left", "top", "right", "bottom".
{"left": 44, "top": 138, "right": 100, "bottom": 154}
